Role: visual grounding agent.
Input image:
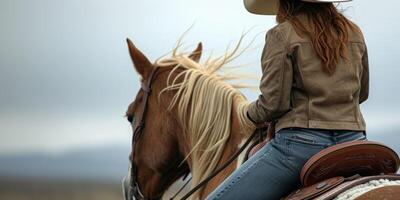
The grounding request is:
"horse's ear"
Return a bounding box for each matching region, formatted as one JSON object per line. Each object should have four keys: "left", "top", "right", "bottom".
{"left": 188, "top": 42, "right": 203, "bottom": 63}
{"left": 127, "top": 38, "right": 153, "bottom": 78}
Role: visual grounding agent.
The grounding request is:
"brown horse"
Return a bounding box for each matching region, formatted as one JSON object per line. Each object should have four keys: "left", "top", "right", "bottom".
{"left": 125, "top": 38, "right": 255, "bottom": 199}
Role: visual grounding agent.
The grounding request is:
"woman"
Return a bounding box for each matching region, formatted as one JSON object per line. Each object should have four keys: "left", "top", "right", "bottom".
{"left": 206, "top": 0, "right": 369, "bottom": 199}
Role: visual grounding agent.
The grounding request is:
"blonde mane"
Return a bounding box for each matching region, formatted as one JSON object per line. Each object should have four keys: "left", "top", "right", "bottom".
{"left": 157, "top": 38, "right": 256, "bottom": 199}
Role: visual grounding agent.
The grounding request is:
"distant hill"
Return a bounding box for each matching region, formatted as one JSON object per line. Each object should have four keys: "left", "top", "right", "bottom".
{"left": 0, "top": 145, "right": 131, "bottom": 182}
{"left": 0, "top": 178, "right": 122, "bottom": 200}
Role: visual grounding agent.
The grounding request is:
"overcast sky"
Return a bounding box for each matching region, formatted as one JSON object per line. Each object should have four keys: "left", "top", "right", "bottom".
{"left": 1, "top": 0, "right": 399, "bottom": 154}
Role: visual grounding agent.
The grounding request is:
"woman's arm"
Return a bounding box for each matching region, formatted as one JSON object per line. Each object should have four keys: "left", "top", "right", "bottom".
{"left": 246, "top": 29, "right": 293, "bottom": 124}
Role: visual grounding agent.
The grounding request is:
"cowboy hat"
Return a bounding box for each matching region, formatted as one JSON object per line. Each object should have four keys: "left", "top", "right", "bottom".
{"left": 244, "top": 0, "right": 352, "bottom": 15}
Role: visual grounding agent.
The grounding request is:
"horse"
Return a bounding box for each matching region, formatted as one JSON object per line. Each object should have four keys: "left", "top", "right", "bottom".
{"left": 123, "top": 38, "right": 400, "bottom": 200}
{"left": 124, "top": 38, "right": 255, "bottom": 199}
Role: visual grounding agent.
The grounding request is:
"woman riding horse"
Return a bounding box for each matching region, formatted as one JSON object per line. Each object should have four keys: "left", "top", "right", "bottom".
{"left": 206, "top": 0, "right": 369, "bottom": 199}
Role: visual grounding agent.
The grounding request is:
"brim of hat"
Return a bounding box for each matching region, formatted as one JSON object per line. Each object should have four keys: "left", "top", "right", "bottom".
{"left": 244, "top": 0, "right": 353, "bottom": 15}
{"left": 244, "top": 0, "right": 279, "bottom": 15}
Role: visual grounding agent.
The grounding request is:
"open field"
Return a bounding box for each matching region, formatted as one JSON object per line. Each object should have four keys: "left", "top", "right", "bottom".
{"left": 0, "top": 178, "right": 122, "bottom": 200}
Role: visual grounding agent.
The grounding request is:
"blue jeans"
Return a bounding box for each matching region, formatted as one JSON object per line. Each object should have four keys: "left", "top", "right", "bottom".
{"left": 206, "top": 128, "right": 367, "bottom": 200}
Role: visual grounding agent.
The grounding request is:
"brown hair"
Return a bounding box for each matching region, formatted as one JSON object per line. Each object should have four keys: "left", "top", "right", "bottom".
{"left": 277, "top": 0, "right": 361, "bottom": 75}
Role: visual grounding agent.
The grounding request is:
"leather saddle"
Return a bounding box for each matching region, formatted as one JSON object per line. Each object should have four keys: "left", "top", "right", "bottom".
{"left": 299, "top": 140, "right": 399, "bottom": 187}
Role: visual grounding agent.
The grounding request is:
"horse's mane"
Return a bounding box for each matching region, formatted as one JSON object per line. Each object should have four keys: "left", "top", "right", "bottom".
{"left": 156, "top": 37, "right": 256, "bottom": 198}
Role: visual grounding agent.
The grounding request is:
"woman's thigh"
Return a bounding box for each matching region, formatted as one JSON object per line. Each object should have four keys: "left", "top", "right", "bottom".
{"left": 206, "top": 131, "right": 318, "bottom": 200}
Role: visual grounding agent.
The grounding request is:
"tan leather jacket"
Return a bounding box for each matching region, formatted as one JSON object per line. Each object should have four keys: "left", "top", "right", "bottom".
{"left": 247, "top": 19, "right": 369, "bottom": 132}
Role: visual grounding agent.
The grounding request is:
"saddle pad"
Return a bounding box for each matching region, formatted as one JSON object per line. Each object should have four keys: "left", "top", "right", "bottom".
{"left": 314, "top": 175, "right": 400, "bottom": 200}
{"left": 301, "top": 141, "right": 400, "bottom": 186}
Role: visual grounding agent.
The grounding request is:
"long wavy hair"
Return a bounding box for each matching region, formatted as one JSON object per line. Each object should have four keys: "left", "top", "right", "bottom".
{"left": 277, "top": 0, "right": 361, "bottom": 75}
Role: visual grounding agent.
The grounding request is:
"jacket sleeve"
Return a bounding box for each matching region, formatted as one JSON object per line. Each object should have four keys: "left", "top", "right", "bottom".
{"left": 359, "top": 43, "right": 369, "bottom": 104}
{"left": 246, "top": 29, "right": 293, "bottom": 124}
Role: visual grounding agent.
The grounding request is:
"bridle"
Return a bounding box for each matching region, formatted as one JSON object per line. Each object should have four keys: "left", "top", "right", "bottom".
{"left": 129, "top": 66, "right": 162, "bottom": 200}
{"left": 127, "top": 66, "right": 264, "bottom": 200}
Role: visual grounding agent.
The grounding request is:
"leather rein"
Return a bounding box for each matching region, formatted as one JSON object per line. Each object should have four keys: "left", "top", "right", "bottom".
{"left": 129, "top": 66, "right": 263, "bottom": 200}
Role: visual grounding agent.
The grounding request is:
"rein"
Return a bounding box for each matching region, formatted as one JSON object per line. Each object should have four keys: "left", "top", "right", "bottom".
{"left": 130, "top": 67, "right": 162, "bottom": 200}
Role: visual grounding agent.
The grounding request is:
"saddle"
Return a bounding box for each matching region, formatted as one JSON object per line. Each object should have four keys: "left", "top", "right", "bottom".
{"left": 284, "top": 141, "right": 400, "bottom": 200}
{"left": 247, "top": 127, "right": 400, "bottom": 200}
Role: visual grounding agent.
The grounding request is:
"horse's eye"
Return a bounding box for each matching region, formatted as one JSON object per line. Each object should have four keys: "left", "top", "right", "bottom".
{"left": 127, "top": 115, "right": 135, "bottom": 124}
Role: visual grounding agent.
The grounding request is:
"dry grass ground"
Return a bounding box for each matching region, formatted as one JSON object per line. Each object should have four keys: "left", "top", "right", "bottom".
{"left": 0, "top": 178, "right": 122, "bottom": 200}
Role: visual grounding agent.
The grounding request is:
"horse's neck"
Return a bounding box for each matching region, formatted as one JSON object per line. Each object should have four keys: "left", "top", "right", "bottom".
{"left": 197, "top": 96, "right": 246, "bottom": 199}
{"left": 174, "top": 96, "right": 249, "bottom": 199}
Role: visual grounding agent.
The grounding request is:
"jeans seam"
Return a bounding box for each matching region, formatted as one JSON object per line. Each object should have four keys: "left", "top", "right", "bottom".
{"left": 285, "top": 137, "right": 330, "bottom": 148}
{"left": 336, "top": 132, "right": 365, "bottom": 140}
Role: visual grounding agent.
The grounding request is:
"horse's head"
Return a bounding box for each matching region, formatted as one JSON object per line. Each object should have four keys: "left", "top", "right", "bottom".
{"left": 125, "top": 38, "right": 202, "bottom": 199}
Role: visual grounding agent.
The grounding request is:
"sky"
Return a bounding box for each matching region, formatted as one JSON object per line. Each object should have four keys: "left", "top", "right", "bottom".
{"left": 1, "top": 0, "right": 399, "bottom": 154}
